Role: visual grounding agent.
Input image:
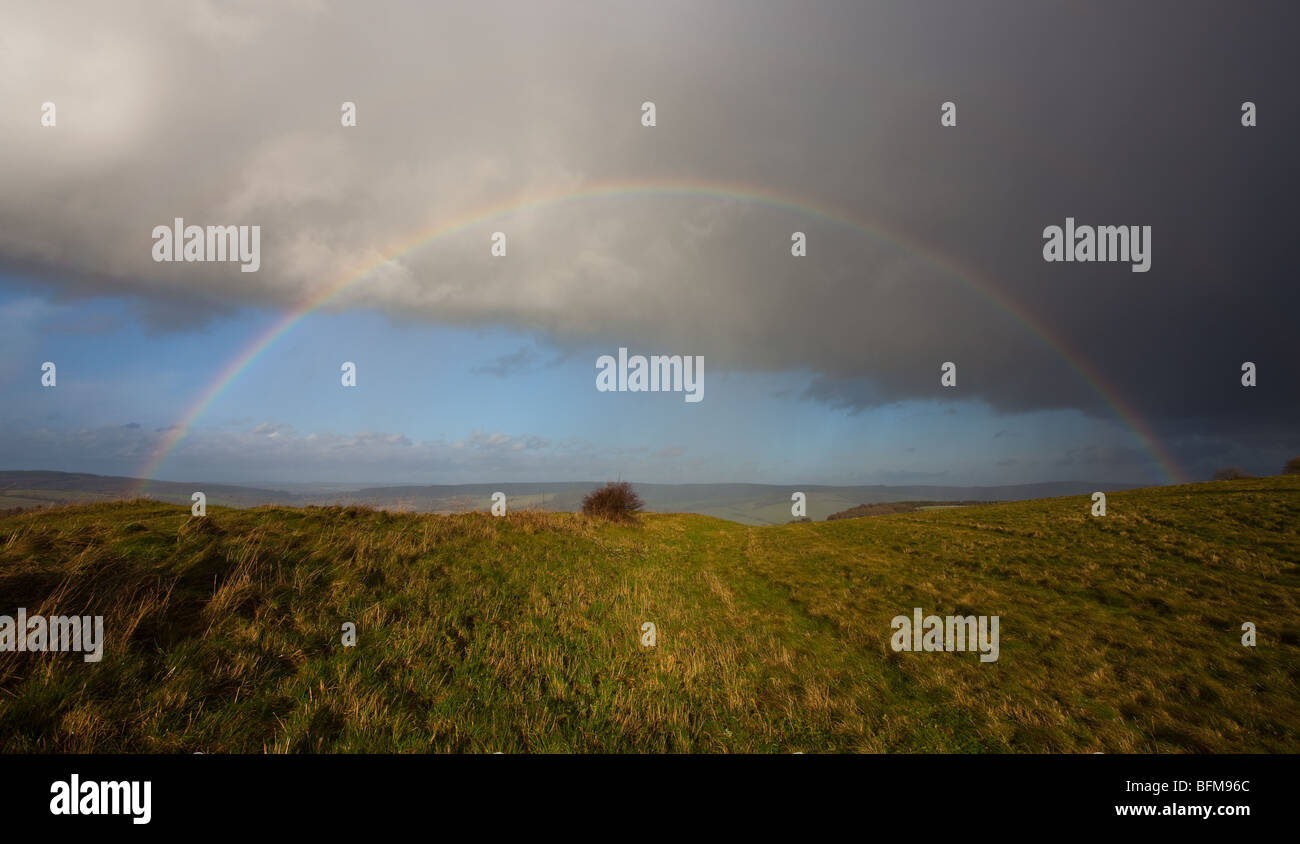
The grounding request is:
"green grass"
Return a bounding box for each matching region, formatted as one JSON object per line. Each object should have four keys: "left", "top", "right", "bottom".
{"left": 1, "top": 476, "right": 1297, "bottom": 753}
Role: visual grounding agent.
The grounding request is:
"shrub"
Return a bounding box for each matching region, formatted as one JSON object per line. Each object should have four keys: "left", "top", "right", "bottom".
{"left": 581, "top": 481, "right": 644, "bottom": 520}
{"left": 1284, "top": 457, "right": 1300, "bottom": 475}
{"left": 1212, "top": 467, "right": 1254, "bottom": 481}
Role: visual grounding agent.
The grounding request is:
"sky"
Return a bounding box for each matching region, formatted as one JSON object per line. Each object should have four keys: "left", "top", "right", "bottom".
{"left": 0, "top": 0, "right": 1296, "bottom": 487}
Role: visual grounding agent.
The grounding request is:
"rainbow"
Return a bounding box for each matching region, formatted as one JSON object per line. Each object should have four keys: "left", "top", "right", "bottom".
{"left": 134, "top": 177, "right": 1188, "bottom": 489}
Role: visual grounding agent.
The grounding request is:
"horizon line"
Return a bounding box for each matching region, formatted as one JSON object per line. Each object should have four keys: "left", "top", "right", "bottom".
{"left": 1, "top": 467, "right": 1167, "bottom": 490}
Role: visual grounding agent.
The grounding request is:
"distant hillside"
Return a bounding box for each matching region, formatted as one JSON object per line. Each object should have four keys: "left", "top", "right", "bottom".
{"left": 826, "top": 500, "right": 991, "bottom": 520}
{"left": 1, "top": 476, "right": 1296, "bottom": 752}
{"left": 0, "top": 471, "right": 294, "bottom": 510}
{"left": 0, "top": 471, "right": 1139, "bottom": 525}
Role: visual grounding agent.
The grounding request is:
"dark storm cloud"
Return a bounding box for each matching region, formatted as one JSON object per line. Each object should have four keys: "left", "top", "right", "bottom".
{"left": 1, "top": 0, "right": 1296, "bottom": 468}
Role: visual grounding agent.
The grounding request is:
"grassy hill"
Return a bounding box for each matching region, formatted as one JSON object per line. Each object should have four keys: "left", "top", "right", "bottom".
{"left": 1, "top": 476, "right": 1297, "bottom": 753}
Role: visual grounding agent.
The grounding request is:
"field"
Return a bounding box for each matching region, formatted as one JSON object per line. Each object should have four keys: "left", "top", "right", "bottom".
{"left": 1, "top": 476, "right": 1297, "bottom": 753}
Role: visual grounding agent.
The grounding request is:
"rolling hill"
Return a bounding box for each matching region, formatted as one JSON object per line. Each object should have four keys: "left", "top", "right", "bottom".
{"left": 0, "top": 476, "right": 1296, "bottom": 752}
{"left": 0, "top": 471, "right": 1139, "bottom": 524}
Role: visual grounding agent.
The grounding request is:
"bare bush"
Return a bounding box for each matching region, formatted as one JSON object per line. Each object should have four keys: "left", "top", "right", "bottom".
{"left": 581, "top": 481, "right": 644, "bottom": 521}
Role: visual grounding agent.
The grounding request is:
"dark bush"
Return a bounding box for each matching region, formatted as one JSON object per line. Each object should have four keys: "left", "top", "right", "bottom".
{"left": 581, "top": 481, "right": 644, "bottom": 520}
{"left": 1284, "top": 457, "right": 1300, "bottom": 475}
{"left": 1212, "top": 467, "right": 1254, "bottom": 481}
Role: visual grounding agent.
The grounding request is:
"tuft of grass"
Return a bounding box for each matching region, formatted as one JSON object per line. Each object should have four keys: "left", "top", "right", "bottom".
{"left": 0, "top": 477, "right": 1296, "bottom": 753}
